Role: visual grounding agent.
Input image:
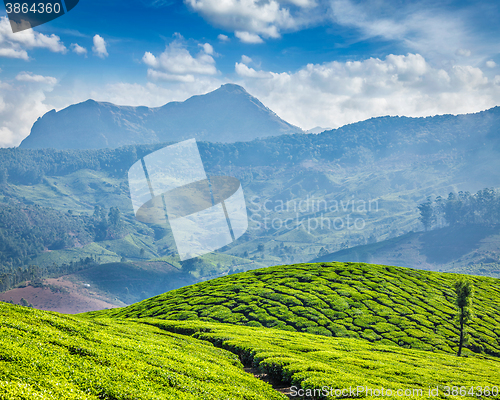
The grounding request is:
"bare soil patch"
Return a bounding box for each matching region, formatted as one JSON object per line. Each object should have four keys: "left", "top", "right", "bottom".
{"left": 0, "top": 277, "right": 123, "bottom": 314}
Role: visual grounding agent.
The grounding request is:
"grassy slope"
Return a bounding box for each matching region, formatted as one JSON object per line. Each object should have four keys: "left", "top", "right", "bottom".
{"left": 139, "top": 319, "right": 500, "bottom": 399}
{"left": 2, "top": 262, "right": 500, "bottom": 399}
{"left": 0, "top": 302, "right": 284, "bottom": 400}
{"left": 91, "top": 262, "right": 500, "bottom": 357}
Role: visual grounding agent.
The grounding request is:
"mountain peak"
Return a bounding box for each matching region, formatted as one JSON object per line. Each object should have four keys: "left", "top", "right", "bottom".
{"left": 19, "top": 84, "right": 302, "bottom": 150}
{"left": 217, "top": 83, "right": 248, "bottom": 93}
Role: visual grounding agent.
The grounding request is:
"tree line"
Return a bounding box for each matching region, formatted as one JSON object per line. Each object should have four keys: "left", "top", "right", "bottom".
{"left": 0, "top": 256, "right": 98, "bottom": 293}
{"left": 418, "top": 188, "right": 500, "bottom": 231}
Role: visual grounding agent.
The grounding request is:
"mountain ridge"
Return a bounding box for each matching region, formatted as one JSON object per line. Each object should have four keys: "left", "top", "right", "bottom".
{"left": 19, "top": 84, "right": 303, "bottom": 150}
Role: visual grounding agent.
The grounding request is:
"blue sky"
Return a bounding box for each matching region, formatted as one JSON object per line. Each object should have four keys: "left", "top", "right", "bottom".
{"left": 0, "top": 0, "right": 499, "bottom": 146}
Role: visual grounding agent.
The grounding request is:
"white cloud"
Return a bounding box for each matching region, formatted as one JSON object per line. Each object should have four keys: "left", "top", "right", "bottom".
{"left": 199, "top": 43, "right": 214, "bottom": 55}
{"left": 235, "top": 53, "right": 500, "bottom": 130}
{"left": 71, "top": 43, "right": 87, "bottom": 56}
{"left": 87, "top": 80, "right": 223, "bottom": 107}
{"left": 143, "top": 51, "right": 159, "bottom": 68}
{"left": 143, "top": 39, "right": 218, "bottom": 82}
{"left": 15, "top": 72, "right": 58, "bottom": 85}
{"left": 235, "top": 31, "right": 264, "bottom": 44}
{"left": 218, "top": 34, "right": 230, "bottom": 42}
{"left": 456, "top": 48, "right": 471, "bottom": 57}
{"left": 147, "top": 69, "right": 196, "bottom": 82}
{"left": 185, "top": 0, "right": 307, "bottom": 41}
{"left": 486, "top": 60, "right": 496, "bottom": 68}
{"left": 0, "top": 48, "right": 28, "bottom": 60}
{"left": 241, "top": 55, "right": 253, "bottom": 65}
{"left": 0, "top": 16, "right": 66, "bottom": 60}
{"left": 92, "top": 34, "right": 108, "bottom": 58}
{"left": 0, "top": 75, "right": 58, "bottom": 147}
{"left": 328, "top": 0, "right": 483, "bottom": 64}
{"left": 235, "top": 62, "right": 272, "bottom": 78}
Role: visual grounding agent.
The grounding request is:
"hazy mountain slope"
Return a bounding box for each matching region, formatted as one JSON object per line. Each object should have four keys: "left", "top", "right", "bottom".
{"left": 2, "top": 107, "right": 500, "bottom": 302}
{"left": 90, "top": 262, "right": 500, "bottom": 357}
{"left": 311, "top": 225, "right": 500, "bottom": 277}
{"left": 19, "top": 84, "right": 303, "bottom": 150}
{"left": 0, "top": 302, "right": 284, "bottom": 400}
{"left": 317, "top": 106, "right": 500, "bottom": 156}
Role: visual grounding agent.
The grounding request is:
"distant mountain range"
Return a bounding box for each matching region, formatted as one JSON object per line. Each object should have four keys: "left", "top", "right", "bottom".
{"left": 19, "top": 84, "right": 303, "bottom": 150}
{"left": 3, "top": 103, "right": 500, "bottom": 302}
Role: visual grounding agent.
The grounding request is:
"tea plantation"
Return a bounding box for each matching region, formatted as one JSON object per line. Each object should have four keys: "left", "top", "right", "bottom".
{"left": 0, "top": 302, "right": 285, "bottom": 399}
{"left": 92, "top": 262, "right": 500, "bottom": 357}
{"left": 2, "top": 262, "right": 500, "bottom": 399}
{"left": 141, "top": 319, "right": 500, "bottom": 399}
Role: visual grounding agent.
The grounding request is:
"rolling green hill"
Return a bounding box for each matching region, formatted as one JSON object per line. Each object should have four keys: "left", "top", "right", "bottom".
{"left": 2, "top": 298, "right": 500, "bottom": 399}
{"left": 91, "top": 262, "right": 500, "bottom": 357}
{"left": 0, "top": 302, "right": 284, "bottom": 399}
{"left": 138, "top": 319, "right": 500, "bottom": 399}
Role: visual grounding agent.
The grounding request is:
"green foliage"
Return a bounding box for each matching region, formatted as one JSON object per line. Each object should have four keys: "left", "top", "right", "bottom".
{"left": 418, "top": 188, "right": 500, "bottom": 230}
{"left": 138, "top": 319, "right": 500, "bottom": 399}
{"left": 0, "top": 201, "right": 93, "bottom": 267}
{"left": 454, "top": 278, "right": 474, "bottom": 356}
{"left": 92, "top": 205, "right": 125, "bottom": 241}
{"left": 92, "top": 262, "right": 500, "bottom": 357}
{"left": 0, "top": 302, "right": 285, "bottom": 399}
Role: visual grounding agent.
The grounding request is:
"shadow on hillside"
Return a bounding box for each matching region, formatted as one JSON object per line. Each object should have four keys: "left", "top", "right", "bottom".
{"left": 420, "top": 225, "right": 500, "bottom": 264}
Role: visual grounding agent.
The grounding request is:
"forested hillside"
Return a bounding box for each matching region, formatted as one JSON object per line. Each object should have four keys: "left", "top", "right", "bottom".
{"left": 1, "top": 107, "right": 500, "bottom": 305}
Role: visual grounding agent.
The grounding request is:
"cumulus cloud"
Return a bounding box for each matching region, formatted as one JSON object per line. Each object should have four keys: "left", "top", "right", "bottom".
{"left": 235, "top": 31, "right": 264, "bottom": 44}
{"left": 0, "top": 74, "right": 58, "bottom": 147}
{"left": 235, "top": 62, "right": 272, "bottom": 78}
{"left": 235, "top": 53, "right": 500, "bottom": 130}
{"left": 71, "top": 43, "right": 87, "bottom": 56}
{"left": 218, "top": 34, "right": 230, "bottom": 42}
{"left": 184, "top": 0, "right": 498, "bottom": 62}
{"left": 0, "top": 48, "right": 28, "bottom": 60}
{"left": 199, "top": 43, "right": 214, "bottom": 55}
{"left": 241, "top": 55, "right": 253, "bottom": 64}
{"left": 0, "top": 16, "right": 66, "bottom": 60}
{"left": 15, "top": 72, "right": 58, "bottom": 85}
{"left": 486, "top": 60, "right": 496, "bottom": 68}
{"left": 185, "top": 0, "right": 310, "bottom": 41}
{"left": 142, "top": 39, "right": 218, "bottom": 82}
{"left": 92, "top": 35, "right": 108, "bottom": 58}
